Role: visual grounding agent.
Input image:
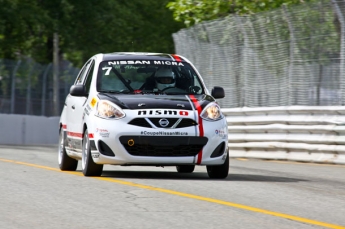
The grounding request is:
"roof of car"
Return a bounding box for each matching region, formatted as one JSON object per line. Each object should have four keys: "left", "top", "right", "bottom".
{"left": 101, "top": 52, "right": 186, "bottom": 62}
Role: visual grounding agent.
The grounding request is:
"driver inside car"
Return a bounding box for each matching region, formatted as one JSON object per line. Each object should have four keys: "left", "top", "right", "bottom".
{"left": 154, "top": 68, "right": 176, "bottom": 90}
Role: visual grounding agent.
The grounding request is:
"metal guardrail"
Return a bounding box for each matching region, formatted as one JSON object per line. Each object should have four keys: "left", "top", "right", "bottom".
{"left": 224, "top": 106, "right": 345, "bottom": 164}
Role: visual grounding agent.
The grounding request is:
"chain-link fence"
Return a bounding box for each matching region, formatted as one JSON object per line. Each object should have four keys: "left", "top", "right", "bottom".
{"left": 0, "top": 58, "right": 79, "bottom": 116}
{"left": 173, "top": 0, "right": 345, "bottom": 108}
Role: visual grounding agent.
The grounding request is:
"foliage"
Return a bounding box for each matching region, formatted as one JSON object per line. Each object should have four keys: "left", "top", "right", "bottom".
{"left": 0, "top": 0, "right": 184, "bottom": 67}
{"left": 167, "top": 0, "right": 318, "bottom": 27}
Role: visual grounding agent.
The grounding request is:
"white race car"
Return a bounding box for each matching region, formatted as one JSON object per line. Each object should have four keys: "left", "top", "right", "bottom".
{"left": 58, "top": 52, "right": 229, "bottom": 178}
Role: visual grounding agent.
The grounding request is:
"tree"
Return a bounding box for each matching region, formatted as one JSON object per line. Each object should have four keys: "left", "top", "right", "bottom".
{"left": 0, "top": 0, "right": 184, "bottom": 67}
{"left": 167, "top": 0, "right": 318, "bottom": 27}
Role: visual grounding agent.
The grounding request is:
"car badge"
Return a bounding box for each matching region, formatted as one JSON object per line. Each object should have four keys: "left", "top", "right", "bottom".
{"left": 159, "top": 118, "right": 169, "bottom": 127}
{"left": 138, "top": 103, "right": 145, "bottom": 107}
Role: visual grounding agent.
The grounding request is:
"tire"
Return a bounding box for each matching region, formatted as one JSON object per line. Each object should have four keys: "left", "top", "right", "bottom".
{"left": 82, "top": 129, "right": 103, "bottom": 176}
{"left": 206, "top": 152, "right": 229, "bottom": 179}
{"left": 58, "top": 128, "right": 78, "bottom": 171}
{"left": 176, "top": 165, "right": 195, "bottom": 173}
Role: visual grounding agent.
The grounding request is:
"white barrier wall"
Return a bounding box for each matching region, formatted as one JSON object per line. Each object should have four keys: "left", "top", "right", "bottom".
{"left": 223, "top": 106, "right": 345, "bottom": 164}
{"left": 1, "top": 107, "right": 345, "bottom": 164}
{"left": 0, "top": 114, "right": 60, "bottom": 145}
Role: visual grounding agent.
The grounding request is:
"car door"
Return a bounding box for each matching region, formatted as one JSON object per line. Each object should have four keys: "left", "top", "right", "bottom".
{"left": 65, "top": 59, "right": 95, "bottom": 151}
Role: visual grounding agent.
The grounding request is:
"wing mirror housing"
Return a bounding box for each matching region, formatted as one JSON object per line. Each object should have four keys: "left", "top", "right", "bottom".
{"left": 70, "top": 85, "right": 88, "bottom": 97}
{"left": 211, "top": 86, "right": 225, "bottom": 99}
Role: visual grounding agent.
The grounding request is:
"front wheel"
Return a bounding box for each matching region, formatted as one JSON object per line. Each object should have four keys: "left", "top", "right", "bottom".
{"left": 206, "top": 152, "right": 229, "bottom": 179}
{"left": 176, "top": 165, "right": 195, "bottom": 173}
{"left": 58, "top": 128, "right": 78, "bottom": 171}
{"left": 82, "top": 130, "right": 103, "bottom": 176}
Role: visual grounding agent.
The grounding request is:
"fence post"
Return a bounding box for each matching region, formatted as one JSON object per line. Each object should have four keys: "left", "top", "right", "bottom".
{"left": 41, "top": 63, "right": 52, "bottom": 116}
{"left": 235, "top": 15, "right": 248, "bottom": 107}
{"left": 10, "top": 60, "right": 21, "bottom": 114}
{"left": 331, "top": 0, "right": 345, "bottom": 105}
{"left": 53, "top": 32, "right": 60, "bottom": 116}
{"left": 26, "top": 60, "right": 34, "bottom": 115}
{"left": 282, "top": 5, "right": 295, "bottom": 106}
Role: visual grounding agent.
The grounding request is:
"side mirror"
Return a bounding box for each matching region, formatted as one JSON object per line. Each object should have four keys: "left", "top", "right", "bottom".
{"left": 211, "top": 86, "right": 225, "bottom": 99}
{"left": 70, "top": 84, "right": 87, "bottom": 97}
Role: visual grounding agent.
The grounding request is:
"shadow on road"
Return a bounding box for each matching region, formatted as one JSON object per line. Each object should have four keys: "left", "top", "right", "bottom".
{"left": 98, "top": 170, "right": 307, "bottom": 182}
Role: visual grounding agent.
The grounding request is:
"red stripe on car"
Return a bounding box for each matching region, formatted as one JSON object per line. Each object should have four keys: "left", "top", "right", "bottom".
{"left": 172, "top": 54, "right": 182, "bottom": 62}
{"left": 189, "top": 95, "right": 204, "bottom": 164}
{"left": 67, "top": 132, "right": 83, "bottom": 138}
{"left": 89, "top": 133, "right": 94, "bottom": 139}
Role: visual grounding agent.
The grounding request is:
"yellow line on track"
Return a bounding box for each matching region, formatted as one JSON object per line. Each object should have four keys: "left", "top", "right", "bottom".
{"left": 1, "top": 158, "right": 344, "bottom": 229}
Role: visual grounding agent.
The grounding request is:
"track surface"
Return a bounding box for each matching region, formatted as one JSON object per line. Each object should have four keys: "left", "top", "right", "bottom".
{"left": 0, "top": 145, "right": 344, "bottom": 229}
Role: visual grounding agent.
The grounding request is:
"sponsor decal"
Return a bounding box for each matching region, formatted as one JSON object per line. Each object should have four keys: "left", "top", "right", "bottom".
{"left": 215, "top": 129, "right": 227, "bottom": 139}
{"left": 179, "top": 111, "right": 188, "bottom": 116}
{"left": 84, "top": 107, "right": 89, "bottom": 116}
{"left": 138, "top": 110, "right": 189, "bottom": 116}
{"left": 141, "top": 131, "right": 188, "bottom": 136}
{"left": 90, "top": 97, "right": 97, "bottom": 107}
{"left": 92, "top": 153, "right": 100, "bottom": 158}
{"left": 99, "top": 133, "right": 109, "bottom": 138}
{"left": 96, "top": 128, "right": 110, "bottom": 138}
{"left": 107, "top": 60, "right": 184, "bottom": 66}
{"left": 84, "top": 104, "right": 91, "bottom": 116}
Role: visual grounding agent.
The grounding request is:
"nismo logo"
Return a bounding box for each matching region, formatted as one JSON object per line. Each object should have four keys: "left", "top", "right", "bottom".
{"left": 138, "top": 110, "right": 189, "bottom": 116}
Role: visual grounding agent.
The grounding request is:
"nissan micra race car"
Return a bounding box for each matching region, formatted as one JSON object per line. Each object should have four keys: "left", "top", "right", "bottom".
{"left": 58, "top": 52, "right": 229, "bottom": 178}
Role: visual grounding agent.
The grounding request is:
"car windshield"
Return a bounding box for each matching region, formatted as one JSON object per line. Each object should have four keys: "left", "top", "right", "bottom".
{"left": 97, "top": 60, "right": 204, "bottom": 95}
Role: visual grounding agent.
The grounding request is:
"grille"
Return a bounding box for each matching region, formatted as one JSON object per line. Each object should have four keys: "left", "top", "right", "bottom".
{"left": 128, "top": 118, "right": 197, "bottom": 128}
{"left": 128, "top": 118, "right": 151, "bottom": 128}
{"left": 119, "top": 136, "right": 208, "bottom": 157}
{"left": 149, "top": 118, "right": 178, "bottom": 128}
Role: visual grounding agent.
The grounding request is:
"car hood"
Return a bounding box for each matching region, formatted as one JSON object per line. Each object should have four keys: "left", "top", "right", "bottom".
{"left": 97, "top": 93, "right": 215, "bottom": 110}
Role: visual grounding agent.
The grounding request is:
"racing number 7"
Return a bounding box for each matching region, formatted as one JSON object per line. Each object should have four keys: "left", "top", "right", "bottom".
{"left": 102, "top": 67, "right": 112, "bottom": 75}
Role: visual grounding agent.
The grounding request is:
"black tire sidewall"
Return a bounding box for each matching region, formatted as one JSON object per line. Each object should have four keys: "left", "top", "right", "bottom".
{"left": 82, "top": 130, "right": 103, "bottom": 176}
{"left": 59, "top": 128, "right": 78, "bottom": 171}
{"left": 207, "top": 152, "right": 229, "bottom": 179}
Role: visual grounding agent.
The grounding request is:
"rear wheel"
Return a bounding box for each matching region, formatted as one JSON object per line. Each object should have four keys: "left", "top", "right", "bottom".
{"left": 58, "top": 128, "right": 78, "bottom": 171}
{"left": 206, "top": 152, "right": 229, "bottom": 179}
{"left": 176, "top": 165, "right": 195, "bottom": 173}
{"left": 82, "top": 129, "right": 103, "bottom": 176}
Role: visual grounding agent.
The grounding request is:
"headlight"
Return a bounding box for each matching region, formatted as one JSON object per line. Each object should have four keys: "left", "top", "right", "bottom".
{"left": 200, "top": 103, "right": 223, "bottom": 121}
{"left": 95, "top": 100, "right": 125, "bottom": 119}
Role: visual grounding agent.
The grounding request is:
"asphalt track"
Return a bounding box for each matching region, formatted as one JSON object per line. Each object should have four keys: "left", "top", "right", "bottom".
{"left": 0, "top": 145, "right": 344, "bottom": 229}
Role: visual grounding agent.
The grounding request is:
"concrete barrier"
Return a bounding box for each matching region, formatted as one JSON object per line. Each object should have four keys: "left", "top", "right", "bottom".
{"left": 0, "top": 114, "right": 59, "bottom": 145}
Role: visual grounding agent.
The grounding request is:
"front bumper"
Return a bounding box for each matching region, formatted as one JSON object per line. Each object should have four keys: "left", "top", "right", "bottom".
{"left": 88, "top": 110, "right": 228, "bottom": 166}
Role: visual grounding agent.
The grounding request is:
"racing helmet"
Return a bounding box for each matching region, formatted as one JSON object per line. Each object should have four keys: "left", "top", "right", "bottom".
{"left": 154, "top": 68, "right": 175, "bottom": 90}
